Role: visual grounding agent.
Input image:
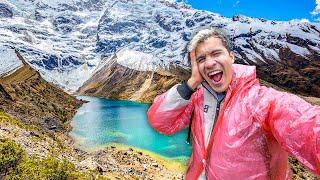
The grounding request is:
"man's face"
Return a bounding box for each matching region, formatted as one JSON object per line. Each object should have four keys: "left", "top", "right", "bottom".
{"left": 195, "top": 36, "right": 235, "bottom": 93}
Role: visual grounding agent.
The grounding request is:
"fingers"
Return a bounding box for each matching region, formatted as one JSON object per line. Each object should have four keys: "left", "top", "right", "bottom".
{"left": 188, "top": 50, "right": 203, "bottom": 89}
{"left": 190, "top": 50, "right": 196, "bottom": 65}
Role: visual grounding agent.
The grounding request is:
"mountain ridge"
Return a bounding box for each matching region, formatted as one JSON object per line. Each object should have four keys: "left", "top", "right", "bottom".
{"left": 0, "top": 0, "right": 319, "bottom": 95}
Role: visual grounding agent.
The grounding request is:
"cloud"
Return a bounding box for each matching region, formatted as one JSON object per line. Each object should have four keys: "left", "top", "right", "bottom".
{"left": 311, "top": 0, "right": 320, "bottom": 16}
{"left": 233, "top": 0, "right": 240, "bottom": 7}
{"left": 299, "top": 18, "right": 310, "bottom": 23}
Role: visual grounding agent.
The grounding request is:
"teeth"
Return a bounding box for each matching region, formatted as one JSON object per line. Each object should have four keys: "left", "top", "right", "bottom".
{"left": 208, "top": 71, "right": 222, "bottom": 76}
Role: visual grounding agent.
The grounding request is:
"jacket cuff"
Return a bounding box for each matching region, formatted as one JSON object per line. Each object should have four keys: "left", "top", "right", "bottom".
{"left": 177, "top": 82, "right": 196, "bottom": 100}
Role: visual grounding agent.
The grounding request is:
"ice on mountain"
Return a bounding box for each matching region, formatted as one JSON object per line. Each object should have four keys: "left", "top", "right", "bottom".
{"left": 0, "top": 46, "right": 23, "bottom": 77}
{"left": 286, "top": 43, "right": 311, "bottom": 57}
{"left": 116, "top": 48, "right": 161, "bottom": 72}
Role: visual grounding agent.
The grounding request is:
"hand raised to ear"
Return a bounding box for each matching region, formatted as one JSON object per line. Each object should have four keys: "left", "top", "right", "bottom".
{"left": 187, "top": 50, "right": 203, "bottom": 90}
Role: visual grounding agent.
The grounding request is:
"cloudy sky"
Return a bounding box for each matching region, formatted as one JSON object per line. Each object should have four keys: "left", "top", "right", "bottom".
{"left": 180, "top": 0, "right": 320, "bottom": 22}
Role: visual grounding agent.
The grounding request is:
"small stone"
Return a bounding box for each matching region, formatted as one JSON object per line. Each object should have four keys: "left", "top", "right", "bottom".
{"left": 49, "top": 125, "right": 57, "bottom": 130}
{"left": 97, "top": 166, "right": 104, "bottom": 174}
{"left": 151, "top": 162, "right": 158, "bottom": 167}
{"left": 30, "top": 131, "right": 40, "bottom": 137}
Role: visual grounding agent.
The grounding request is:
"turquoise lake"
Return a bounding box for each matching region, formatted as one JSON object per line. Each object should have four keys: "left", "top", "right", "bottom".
{"left": 70, "top": 96, "right": 192, "bottom": 159}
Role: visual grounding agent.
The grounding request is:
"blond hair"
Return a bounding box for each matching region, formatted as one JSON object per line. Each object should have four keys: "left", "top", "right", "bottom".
{"left": 187, "top": 27, "right": 231, "bottom": 52}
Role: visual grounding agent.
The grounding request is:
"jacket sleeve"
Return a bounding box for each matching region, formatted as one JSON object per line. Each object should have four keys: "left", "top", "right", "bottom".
{"left": 147, "top": 84, "right": 195, "bottom": 135}
{"left": 253, "top": 86, "right": 320, "bottom": 175}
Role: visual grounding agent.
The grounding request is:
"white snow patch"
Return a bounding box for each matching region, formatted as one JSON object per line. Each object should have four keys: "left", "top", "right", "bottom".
{"left": 254, "top": 43, "right": 280, "bottom": 61}
{"left": 0, "top": 46, "right": 23, "bottom": 77}
{"left": 286, "top": 43, "right": 311, "bottom": 57}
{"left": 116, "top": 49, "right": 160, "bottom": 71}
{"left": 35, "top": 63, "right": 95, "bottom": 93}
{"left": 264, "top": 48, "right": 280, "bottom": 61}
{"left": 308, "top": 45, "right": 320, "bottom": 52}
{"left": 243, "top": 48, "right": 265, "bottom": 63}
{"left": 299, "top": 19, "right": 311, "bottom": 23}
{"left": 33, "top": 0, "right": 78, "bottom": 8}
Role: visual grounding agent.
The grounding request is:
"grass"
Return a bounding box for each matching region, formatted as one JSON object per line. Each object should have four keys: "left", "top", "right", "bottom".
{"left": 0, "top": 111, "right": 90, "bottom": 179}
{"left": 0, "top": 138, "right": 108, "bottom": 179}
{"left": 0, "top": 111, "right": 44, "bottom": 140}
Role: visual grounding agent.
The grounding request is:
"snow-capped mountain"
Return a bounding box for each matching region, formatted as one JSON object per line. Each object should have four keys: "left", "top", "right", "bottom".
{"left": 96, "top": 0, "right": 320, "bottom": 65}
{"left": 0, "top": 0, "right": 319, "bottom": 96}
{"left": 0, "top": 0, "right": 108, "bottom": 92}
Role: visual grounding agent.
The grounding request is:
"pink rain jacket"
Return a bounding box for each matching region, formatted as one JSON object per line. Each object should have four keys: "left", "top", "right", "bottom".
{"left": 148, "top": 64, "right": 320, "bottom": 179}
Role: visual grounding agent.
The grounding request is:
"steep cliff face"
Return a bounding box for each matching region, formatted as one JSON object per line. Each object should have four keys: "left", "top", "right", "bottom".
{"left": 0, "top": 49, "right": 82, "bottom": 132}
{"left": 77, "top": 54, "right": 190, "bottom": 103}
{"left": 236, "top": 34, "right": 320, "bottom": 97}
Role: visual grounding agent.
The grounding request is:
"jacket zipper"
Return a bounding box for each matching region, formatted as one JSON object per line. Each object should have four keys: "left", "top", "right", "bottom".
{"left": 204, "top": 97, "right": 224, "bottom": 179}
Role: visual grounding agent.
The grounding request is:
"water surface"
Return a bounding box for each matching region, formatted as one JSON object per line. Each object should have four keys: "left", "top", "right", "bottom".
{"left": 70, "top": 96, "right": 192, "bottom": 159}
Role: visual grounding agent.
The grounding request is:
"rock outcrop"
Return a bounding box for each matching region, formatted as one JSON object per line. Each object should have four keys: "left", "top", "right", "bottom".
{"left": 78, "top": 55, "right": 190, "bottom": 103}
{"left": 0, "top": 49, "right": 83, "bottom": 132}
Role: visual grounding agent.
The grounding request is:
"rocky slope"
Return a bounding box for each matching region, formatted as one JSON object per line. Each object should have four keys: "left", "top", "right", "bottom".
{"left": 78, "top": 54, "right": 190, "bottom": 103}
{"left": 0, "top": 48, "right": 83, "bottom": 133}
{"left": 253, "top": 41, "right": 320, "bottom": 98}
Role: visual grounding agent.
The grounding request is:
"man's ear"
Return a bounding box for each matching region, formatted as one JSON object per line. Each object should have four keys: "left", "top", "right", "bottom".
{"left": 229, "top": 51, "right": 235, "bottom": 63}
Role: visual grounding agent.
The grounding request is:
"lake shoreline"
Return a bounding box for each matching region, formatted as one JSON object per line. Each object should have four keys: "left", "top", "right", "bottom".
{"left": 0, "top": 110, "right": 187, "bottom": 179}
{"left": 67, "top": 96, "right": 189, "bottom": 178}
{"left": 87, "top": 143, "right": 187, "bottom": 179}
{"left": 75, "top": 142, "right": 189, "bottom": 171}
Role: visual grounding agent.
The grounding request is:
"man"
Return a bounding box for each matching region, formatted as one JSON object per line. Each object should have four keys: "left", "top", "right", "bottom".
{"left": 147, "top": 28, "right": 320, "bottom": 179}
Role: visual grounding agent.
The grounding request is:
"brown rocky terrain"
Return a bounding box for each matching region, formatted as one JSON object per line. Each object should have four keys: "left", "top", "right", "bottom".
{"left": 0, "top": 50, "right": 83, "bottom": 133}
{"left": 77, "top": 55, "right": 190, "bottom": 103}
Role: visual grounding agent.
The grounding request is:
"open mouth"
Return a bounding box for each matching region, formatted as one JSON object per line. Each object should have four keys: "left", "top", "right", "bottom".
{"left": 208, "top": 71, "right": 223, "bottom": 83}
